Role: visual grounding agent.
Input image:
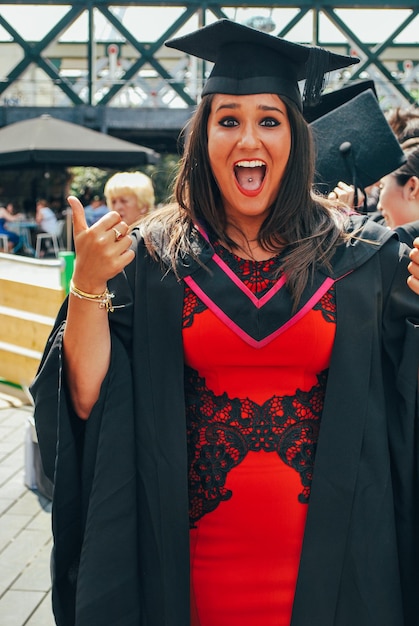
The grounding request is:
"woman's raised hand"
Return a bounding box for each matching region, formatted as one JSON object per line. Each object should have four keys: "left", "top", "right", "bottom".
{"left": 68, "top": 195, "right": 135, "bottom": 292}
{"left": 328, "top": 181, "right": 365, "bottom": 209}
{"left": 408, "top": 238, "right": 419, "bottom": 296}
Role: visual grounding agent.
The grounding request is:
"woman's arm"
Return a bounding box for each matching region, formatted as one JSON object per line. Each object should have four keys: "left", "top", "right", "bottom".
{"left": 63, "top": 196, "right": 135, "bottom": 419}
{"left": 35, "top": 205, "right": 42, "bottom": 224}
{"left": 8, "top": 212, "right": 24, "bottom": 222}
{"left": 0, "top": 207, "right": 20, "bottom": 221}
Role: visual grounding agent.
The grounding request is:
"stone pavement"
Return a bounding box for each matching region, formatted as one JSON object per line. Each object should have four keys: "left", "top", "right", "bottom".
{"left": 0, "top": 383, "right": 55, "bottom": 626}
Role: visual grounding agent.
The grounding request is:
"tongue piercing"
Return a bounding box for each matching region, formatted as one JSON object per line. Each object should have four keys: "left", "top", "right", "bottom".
{"left": 248, "top": 177, "right": 253, "bottom": 182}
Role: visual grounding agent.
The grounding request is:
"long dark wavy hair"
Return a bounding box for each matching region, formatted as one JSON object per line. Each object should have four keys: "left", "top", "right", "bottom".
{"left": 142, "top": 93, "right": 349, "bottom": 306}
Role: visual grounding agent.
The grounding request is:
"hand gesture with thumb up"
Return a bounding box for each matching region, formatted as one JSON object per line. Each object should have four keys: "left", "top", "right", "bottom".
{"left": 67, "top": 195, "right": 135, "bottom": 294}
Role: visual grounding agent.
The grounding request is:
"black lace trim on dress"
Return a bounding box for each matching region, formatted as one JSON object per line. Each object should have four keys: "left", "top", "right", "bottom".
{"left": 313, "top": 288, "right": 336, "bottom": 323}
{"left": 183, "top": 288, "right": 207, "bottom": 328}
{"left": 214, "top": 241, "right": 284, "bottom": 296}
{"left": 186, "top": 367, "right": 328, "bottom": 527}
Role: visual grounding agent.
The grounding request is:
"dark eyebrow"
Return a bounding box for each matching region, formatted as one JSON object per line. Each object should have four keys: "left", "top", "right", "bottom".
{"left": 214, "top": 102, "right": 285, "bottom": 115}
{"left": 258, "top": 104, "right": 284, "bottom": 114}
{"left": 214, "top": 103, "right": 239, "bottom": 113}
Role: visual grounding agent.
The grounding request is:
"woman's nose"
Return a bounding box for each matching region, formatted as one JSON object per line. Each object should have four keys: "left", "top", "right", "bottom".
{"left": 238, "top": 124, "right": 260, "bottom": 148}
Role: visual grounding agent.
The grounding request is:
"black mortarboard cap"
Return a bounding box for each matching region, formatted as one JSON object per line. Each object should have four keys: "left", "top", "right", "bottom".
{"left": 165, "top": 19, "right": 359, "bottom": 111}
{"left": 310, "top": 88, "right": 406, "bottom": 196}
{"left": 303, "top": 79, "right": 376, "bottom": 123}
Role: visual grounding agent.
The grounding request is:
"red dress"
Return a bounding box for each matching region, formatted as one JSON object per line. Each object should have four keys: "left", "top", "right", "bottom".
{"left": 183, "top": 242, "right": 336, "bottom": 626}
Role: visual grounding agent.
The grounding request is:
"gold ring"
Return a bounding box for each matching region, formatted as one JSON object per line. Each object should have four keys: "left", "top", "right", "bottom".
{"left": 112, "top": 227, "right": 123, "bottom": 242}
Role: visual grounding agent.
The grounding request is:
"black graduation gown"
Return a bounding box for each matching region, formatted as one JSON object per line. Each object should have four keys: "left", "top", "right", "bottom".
{"left": 395, "top": 220, "right": 419, "bottom": 247}
{"left": 30, "top": 215, "right": 419, "bottom": 626}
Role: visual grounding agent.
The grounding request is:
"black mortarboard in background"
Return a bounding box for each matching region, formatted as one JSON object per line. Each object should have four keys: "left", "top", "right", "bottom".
{"left": 165, "top": 19, "right": 359, "bottom": 111}
{"left": 303, "top": 79, "right": 376, "bottom": 123}
{"left": 310, "top": 88, "right": 406, "bottom": 200}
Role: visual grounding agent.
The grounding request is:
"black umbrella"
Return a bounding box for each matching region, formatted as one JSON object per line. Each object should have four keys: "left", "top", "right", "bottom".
{"left": 0, "top": 114, "right": 159, "bottom": 167}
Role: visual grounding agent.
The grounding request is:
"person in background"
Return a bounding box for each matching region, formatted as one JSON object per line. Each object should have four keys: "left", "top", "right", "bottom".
{"left": 104, "top": 170, "right": 155, "bottom": 228}
{"left": 5, "top": 201, "right": 19, "bottom": 216}
{"left": 83, "top": 194, "right": 109, "bottom": 226}
{"left": 376, "top": 110, "right": 419, "bottom": 238}
{"left": 35, "top": 198, "right": 58, "bottom": 234}
{"left": 328, "top": 104, "right": 419, "bottom": 219}
{"left": 331, "top": 143, "right": 419, "bottom": 246}
{"left": 407, "top": 236, "right": 419, "bottom": 294}
{"left": 377, "top": 144, "right": 419, "bottom": 243}
{"left": 30, "top": 19, "right": 419, "bottom": 626}
{"left": 377, "top": 116, "right": 419, "bottom": 244}
{"left": 386, "top": 105, "right": 419, "bottom": 145}
{"left": 34, "top": 198, "right": 59, "bottom": 257}
{"left": 0, "top": 201, "right": 24, "bottom": 252}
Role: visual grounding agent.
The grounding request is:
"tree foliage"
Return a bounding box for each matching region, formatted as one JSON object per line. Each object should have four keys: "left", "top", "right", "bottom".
{"left": 69, "top": 153, "right": 180, "bottom": 207}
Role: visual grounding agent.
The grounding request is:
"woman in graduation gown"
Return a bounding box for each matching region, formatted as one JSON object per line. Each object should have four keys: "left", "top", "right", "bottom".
{"left": 31, "top": 19, "right": 419, "bottom": 626}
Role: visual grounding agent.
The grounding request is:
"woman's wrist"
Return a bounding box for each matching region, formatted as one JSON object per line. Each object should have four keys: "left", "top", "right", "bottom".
{"left": 71, "top": 273, "right": 108, "bottom": 295}
{"left": 69, "top": 279, "right": 115, "bottom": 312}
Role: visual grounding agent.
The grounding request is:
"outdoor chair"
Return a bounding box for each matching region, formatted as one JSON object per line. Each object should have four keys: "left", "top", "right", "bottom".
{"left": 0, "top": 234, "right": 8, "bottom": 252}
{"left": 35, "top": 219, "right": 65, "bottom": 258}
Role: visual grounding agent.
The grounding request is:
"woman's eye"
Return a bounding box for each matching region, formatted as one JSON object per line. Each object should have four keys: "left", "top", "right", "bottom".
{"left": 219, "top": 117, "right": 238, "bottom": 127}
{"left": 260, "top": 118, "right": 280, "bottom": 127}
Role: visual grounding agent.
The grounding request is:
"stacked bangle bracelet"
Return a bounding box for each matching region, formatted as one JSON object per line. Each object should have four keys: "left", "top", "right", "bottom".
{"left": 69, "top": 280, "right": 115, "bottom": 313}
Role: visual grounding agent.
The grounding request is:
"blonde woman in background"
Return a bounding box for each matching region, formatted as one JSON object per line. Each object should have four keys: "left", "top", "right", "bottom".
{"left": 104, "top": 171, "right": 155, "bottom": 228}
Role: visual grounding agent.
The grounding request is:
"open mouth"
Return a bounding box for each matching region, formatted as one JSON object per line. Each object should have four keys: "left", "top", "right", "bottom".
{"left": 234, "top": 160, "right": 266, "bottom": 193}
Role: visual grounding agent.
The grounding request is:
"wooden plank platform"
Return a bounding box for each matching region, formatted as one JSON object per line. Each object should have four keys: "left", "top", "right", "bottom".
{"left": 0, "top": 253, "right": 66, "bottom": 389}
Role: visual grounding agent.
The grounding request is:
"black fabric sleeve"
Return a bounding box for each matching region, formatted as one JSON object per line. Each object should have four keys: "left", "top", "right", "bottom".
{"left": 380, "top": 238, "right": 419, "bottom": 624}
{"left": 31, "top": 319, "right": 142, "bottom": 625}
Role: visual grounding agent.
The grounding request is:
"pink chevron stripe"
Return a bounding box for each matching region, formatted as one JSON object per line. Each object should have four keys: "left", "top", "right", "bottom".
{"left": 184, "top": 275, "right": 336, "bottom": 349}
{"left": 194, "top": 222, "right": 286, "bottom": 307}
{"left": 195, "top": 222, "right": 210, "bottom": 241}
{"left": 211, "top": 252, "right": 286, "bottom": 307}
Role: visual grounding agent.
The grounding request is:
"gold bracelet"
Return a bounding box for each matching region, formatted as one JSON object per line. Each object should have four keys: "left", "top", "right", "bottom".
{"left": 69, "top": 280, "right": 115, "bottom": 313}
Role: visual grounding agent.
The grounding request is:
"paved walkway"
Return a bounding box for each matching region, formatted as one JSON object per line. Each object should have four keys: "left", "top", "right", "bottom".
{"left": 0, "top": 384, "right": 55, "bottom": 626}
